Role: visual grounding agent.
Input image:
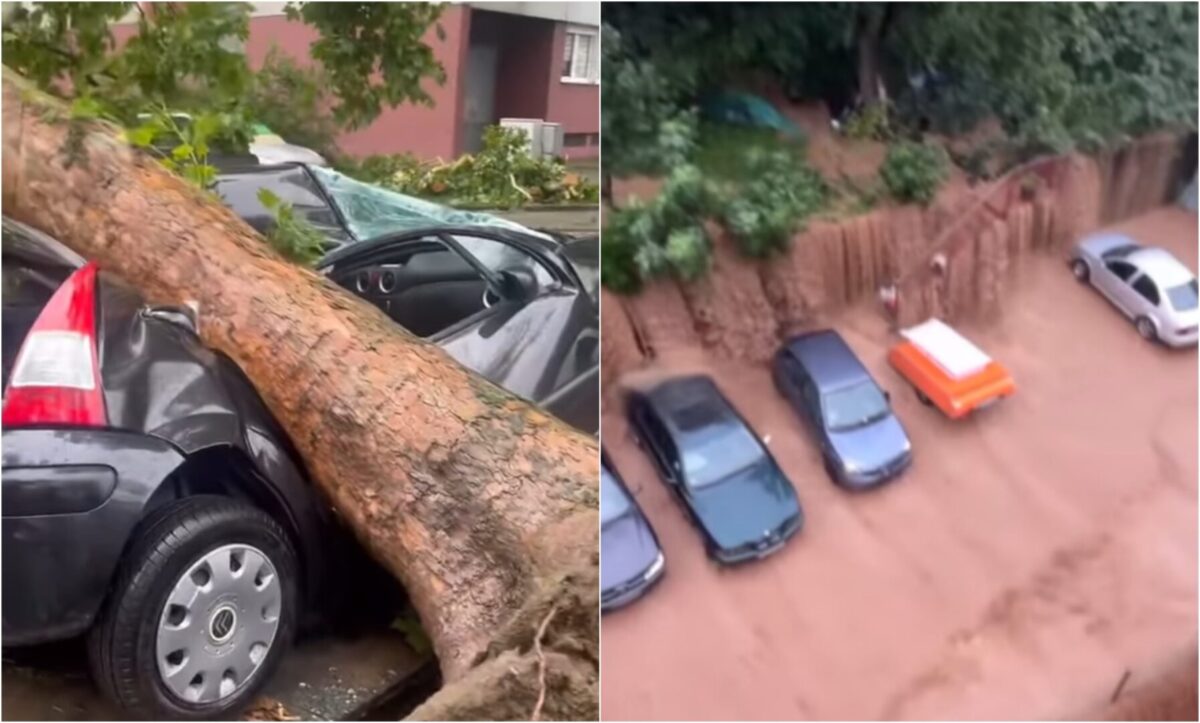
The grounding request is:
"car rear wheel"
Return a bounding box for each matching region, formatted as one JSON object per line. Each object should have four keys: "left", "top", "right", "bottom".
{"left": 88, "top": 496, "right": 299, "bottom": 721}
{"left": 1071, "top": 259, "right": 1090, "bottom": 282}
{"left": 1136, "top": 316, "right": 1158, "bottom": 342}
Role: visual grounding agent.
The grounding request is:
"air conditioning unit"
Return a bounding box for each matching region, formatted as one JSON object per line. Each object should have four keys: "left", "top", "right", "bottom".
{"left": 499, "top": 118, "right": 544, "bottom": 158}
{"left": 540, "top": 122, "right": 564, "bottom": 159}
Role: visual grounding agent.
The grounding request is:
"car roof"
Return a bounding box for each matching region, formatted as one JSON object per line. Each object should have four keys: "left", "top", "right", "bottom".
{"left": 1080, "top": 231, "right": 1140, "bottom": 258}
{"left": 1, "top": 217, "right": 86, "bottom": 269}
{"left": 1127, "top": 247, "right": 1196, "bottom": 287}
{"left": 643, "top": 375, "right": 737, "bottom": 438}
{"left": 782, "top": 330, "right": 870, "bottom": 390}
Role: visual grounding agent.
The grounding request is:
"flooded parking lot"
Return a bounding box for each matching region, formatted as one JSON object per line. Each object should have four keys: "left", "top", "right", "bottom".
{"left": 600, "top": 207, "right": 1198, "bottom": 720}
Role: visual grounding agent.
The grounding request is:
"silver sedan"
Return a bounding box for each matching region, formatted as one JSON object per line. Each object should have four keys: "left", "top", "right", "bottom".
{"left": 1071, "top": 232, "right": 1199, "bottom": 347}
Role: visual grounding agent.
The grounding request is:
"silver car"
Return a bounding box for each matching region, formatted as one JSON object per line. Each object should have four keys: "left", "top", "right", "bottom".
{"left": 1071, "top": 232, "right": 1199, "bottom": 347}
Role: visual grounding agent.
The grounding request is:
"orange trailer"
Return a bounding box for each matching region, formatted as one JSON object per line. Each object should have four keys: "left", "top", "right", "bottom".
{"left": 888, "top": 318, "right": 1015, "bottom": 419}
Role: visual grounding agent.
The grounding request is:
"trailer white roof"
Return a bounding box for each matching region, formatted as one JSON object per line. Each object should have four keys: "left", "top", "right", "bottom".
{"left": 900, "top": 318, "right": 992, "bottom": 380}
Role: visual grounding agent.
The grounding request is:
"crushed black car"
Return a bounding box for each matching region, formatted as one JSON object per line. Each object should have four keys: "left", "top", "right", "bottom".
{"left": 1, "top": 218, "right": 399, "bottom": 719}
{"left": 214, "top": 163, "right": 599, "bottom": 434}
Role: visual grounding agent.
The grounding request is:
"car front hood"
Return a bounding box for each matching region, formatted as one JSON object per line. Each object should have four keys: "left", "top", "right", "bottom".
{"left": 827, "top": 414, "right": 910, "bottom": 473}
{"left": 690, "top": 466, "right": 800, "bottom": 550}
{"left": 602, "top": 514, "right": 661, "bottom": 592}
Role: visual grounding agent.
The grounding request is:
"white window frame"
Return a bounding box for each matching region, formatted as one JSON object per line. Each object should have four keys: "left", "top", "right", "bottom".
{"left": 561, "top": 26, "right": 599, "bottom": 85}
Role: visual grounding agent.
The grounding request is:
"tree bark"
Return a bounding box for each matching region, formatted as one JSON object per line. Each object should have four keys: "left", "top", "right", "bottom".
{"left": 1, "top": 69, "right": 598, "bottom": 718}
{"left": 854, "top": 4, "right": 894, "bottom": 107}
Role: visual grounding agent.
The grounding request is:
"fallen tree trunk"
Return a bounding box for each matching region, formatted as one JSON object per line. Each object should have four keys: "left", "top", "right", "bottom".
{"left": 1, "top": 69, "right": 598, "bottom": 719}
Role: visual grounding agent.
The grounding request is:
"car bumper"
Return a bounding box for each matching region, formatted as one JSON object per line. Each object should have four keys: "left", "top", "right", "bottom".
{"left": 712, "top": 514, "right": 803, "bottom": 565}
{"left": 1162, "top": 327, "right": 1199, "bottom": 348}
{"left": 839, "top": 451, "right": 913, "bottom": 490}
{"left": 601, "top": 552, "right": 666, "bottom": 612}
{"left": 2, "top": 428, "right": 185, "bottom": 646}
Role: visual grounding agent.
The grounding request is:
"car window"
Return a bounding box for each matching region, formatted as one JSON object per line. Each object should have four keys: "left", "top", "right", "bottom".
{"left": 308, "top": 166, "right": 550, "bottom": 241}
{"left": 799, "top": 374, "right": 821, "bottom": 417}
{"left": 679, "top": 418, "right": 762, "bottom": 489}
{"left": 1167, "top": 279, "right": 1198, "bottom": 311}
{"left": 1131, "top": 275, "right": 1161, "bottom": 306}
{"left": 639, "top": 408, "right": 677, "bottom": 471}
{"left": 1106, "top": 260, "right": 1137, "bottom": 282}
{"left": 453, "top": 236, "right": 555, "bottom": 288}
{"left": 822, "top": 381, "right": 890, "bottom": 432}
{"left": 600, "top": 466, "right": 633, "bottom": 525}
{"left": 215, "top": 168, "right": 348, "bottom": 244}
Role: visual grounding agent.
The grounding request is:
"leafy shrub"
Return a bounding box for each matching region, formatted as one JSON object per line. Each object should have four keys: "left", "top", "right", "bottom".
{"left": 843, "top": 102, "right": 892, "bottom": 141}
{"left": 601, "top": 165, "right": 717, "bottom": 291}
{"left": 664, "top": 225, "right": 712, "bottom": 281}
{"left": 600, "top": 204, "right": 646, "bottom": 294}
{"left": 719, "top": 150, "right": 827, "bottom": 257}
{"left": 601, "top": 24, "right": 698, "bottom": 179}
{"left": 694, "top": 121, "right": 803, "bottom": 181}
{"left": 341, "top": 127, "right": 598, "bottom": 207}
{"left": 246, "top": 47, "right": 342, "bottom": 160}
{"left": 880, "top": 141, "right": 950, "bottom": 205}
{"left": 256, "top": 188, "right": 328, "bottom": 265}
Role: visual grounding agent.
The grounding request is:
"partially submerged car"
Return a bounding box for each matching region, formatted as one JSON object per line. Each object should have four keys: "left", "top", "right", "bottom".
{"left": 628, "top": 375, "right": 803, "bottom": 564}
{"left": 1070, "top": 233, "right": 1199, "bottom": 347}
{"left": 774, "top": 330, "right": 912, "bottom": 489}
{"left": 214, "top": 163, "right": 599, "bottom": 434}
{"left": 1, "top": 218, "right": 394, "bottom": 719}
{"left": 601, "top": 451, "right": 665, "bottom": 612}
{"left": 888, "top": 318, "right": 1015, "bottom": 419}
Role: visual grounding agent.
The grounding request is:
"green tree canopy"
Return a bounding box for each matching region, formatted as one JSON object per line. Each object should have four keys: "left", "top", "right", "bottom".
{"left": 604, "top": 2, "right": 1198, "bottom": 160}
{"left": 2, "top": 1, "right": 448, "bottom": 138}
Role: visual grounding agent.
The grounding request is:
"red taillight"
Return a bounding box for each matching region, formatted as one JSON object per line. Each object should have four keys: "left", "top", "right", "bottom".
{"left": 2, "top": 263, "right": 107, "bottom": 427}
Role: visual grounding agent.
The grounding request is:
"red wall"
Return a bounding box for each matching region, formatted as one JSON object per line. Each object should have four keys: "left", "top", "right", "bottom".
{"left": 242, "top": 7, "right": 470, "bottom": 159}
{"left": 112, "top": 6, "right": 598, "bottom": 160}
{"left": 546, "top": 23, "right": 599, "bottom": 159}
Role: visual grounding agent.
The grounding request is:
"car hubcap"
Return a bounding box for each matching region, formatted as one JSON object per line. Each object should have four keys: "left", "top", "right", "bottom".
{"left": 155, "top": 544, "right": 282, "bottom": 704}
{"left": 1073, "top": 263, "right": 1086, "bottom": 279}
{"left": 1138, "top": 320, "right": 1154, "bottom": 339}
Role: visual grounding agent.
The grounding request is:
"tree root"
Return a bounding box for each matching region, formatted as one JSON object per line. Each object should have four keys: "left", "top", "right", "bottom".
{"left": 531, "top": 605, "right": 559, "bottom": 721}
{"left": 406, "top": 561, "right": 598, "bottom": 721}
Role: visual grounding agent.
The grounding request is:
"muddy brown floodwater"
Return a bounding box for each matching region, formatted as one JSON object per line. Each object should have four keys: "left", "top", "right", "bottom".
{"left": 600, "top": 207, "right": 1198, "bottom": 720}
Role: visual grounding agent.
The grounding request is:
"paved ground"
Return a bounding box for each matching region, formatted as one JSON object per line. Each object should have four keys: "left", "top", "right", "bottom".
{"left": 493, "top": 205, "right": 599, "bottom": 236}
{"left": 2, "top": 626, "right": 432, "bottom": 721}
{"left": 600, "top": 207, "right": 1198, "bottom": 720}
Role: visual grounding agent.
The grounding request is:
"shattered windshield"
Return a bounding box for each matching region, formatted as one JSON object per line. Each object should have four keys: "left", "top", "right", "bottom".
{"left": 308, "top": 167, "right": 550, "bottom": 242}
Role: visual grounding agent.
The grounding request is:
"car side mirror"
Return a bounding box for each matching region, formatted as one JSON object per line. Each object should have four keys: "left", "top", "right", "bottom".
{"left": 499, "top": 267, "right": 538, "bottom": 303}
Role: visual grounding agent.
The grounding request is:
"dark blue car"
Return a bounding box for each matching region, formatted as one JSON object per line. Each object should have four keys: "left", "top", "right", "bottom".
{"left": 628, "top": 375, "right": 803, "bottom": 564}
{"left": 600, "top": 451, "right": 664, "bottom": 612}
{"left": 773, "top": 330, "right": 912, "bottom": 489}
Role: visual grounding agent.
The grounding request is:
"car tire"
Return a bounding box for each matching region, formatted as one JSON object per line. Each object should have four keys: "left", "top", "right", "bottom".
{"left": 823, "top": 456, "right": 841, "bottom": 485}
{"left": 1071, "top": 259, "right": 1090, "bottom": 282}
{"left": 88, "top": 496, "right": 299, "bottom": 721}
{"left": 1136, "top": 316, "right": 1158, "bottom": 342}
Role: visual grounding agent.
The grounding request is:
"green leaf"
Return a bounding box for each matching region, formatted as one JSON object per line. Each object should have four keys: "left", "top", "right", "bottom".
{"left": 69, "top": 95, "right": 104, "bottom": 120}
{"left": 257, "top": 187, "right": 281, "bottom": 210}
{"left": 171, "top": 143, "right": 194, "bottom": 160}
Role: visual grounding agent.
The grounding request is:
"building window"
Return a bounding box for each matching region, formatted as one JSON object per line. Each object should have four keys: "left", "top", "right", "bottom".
{"left": 562, "top": 27, "right": 598, "bottom": 84}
